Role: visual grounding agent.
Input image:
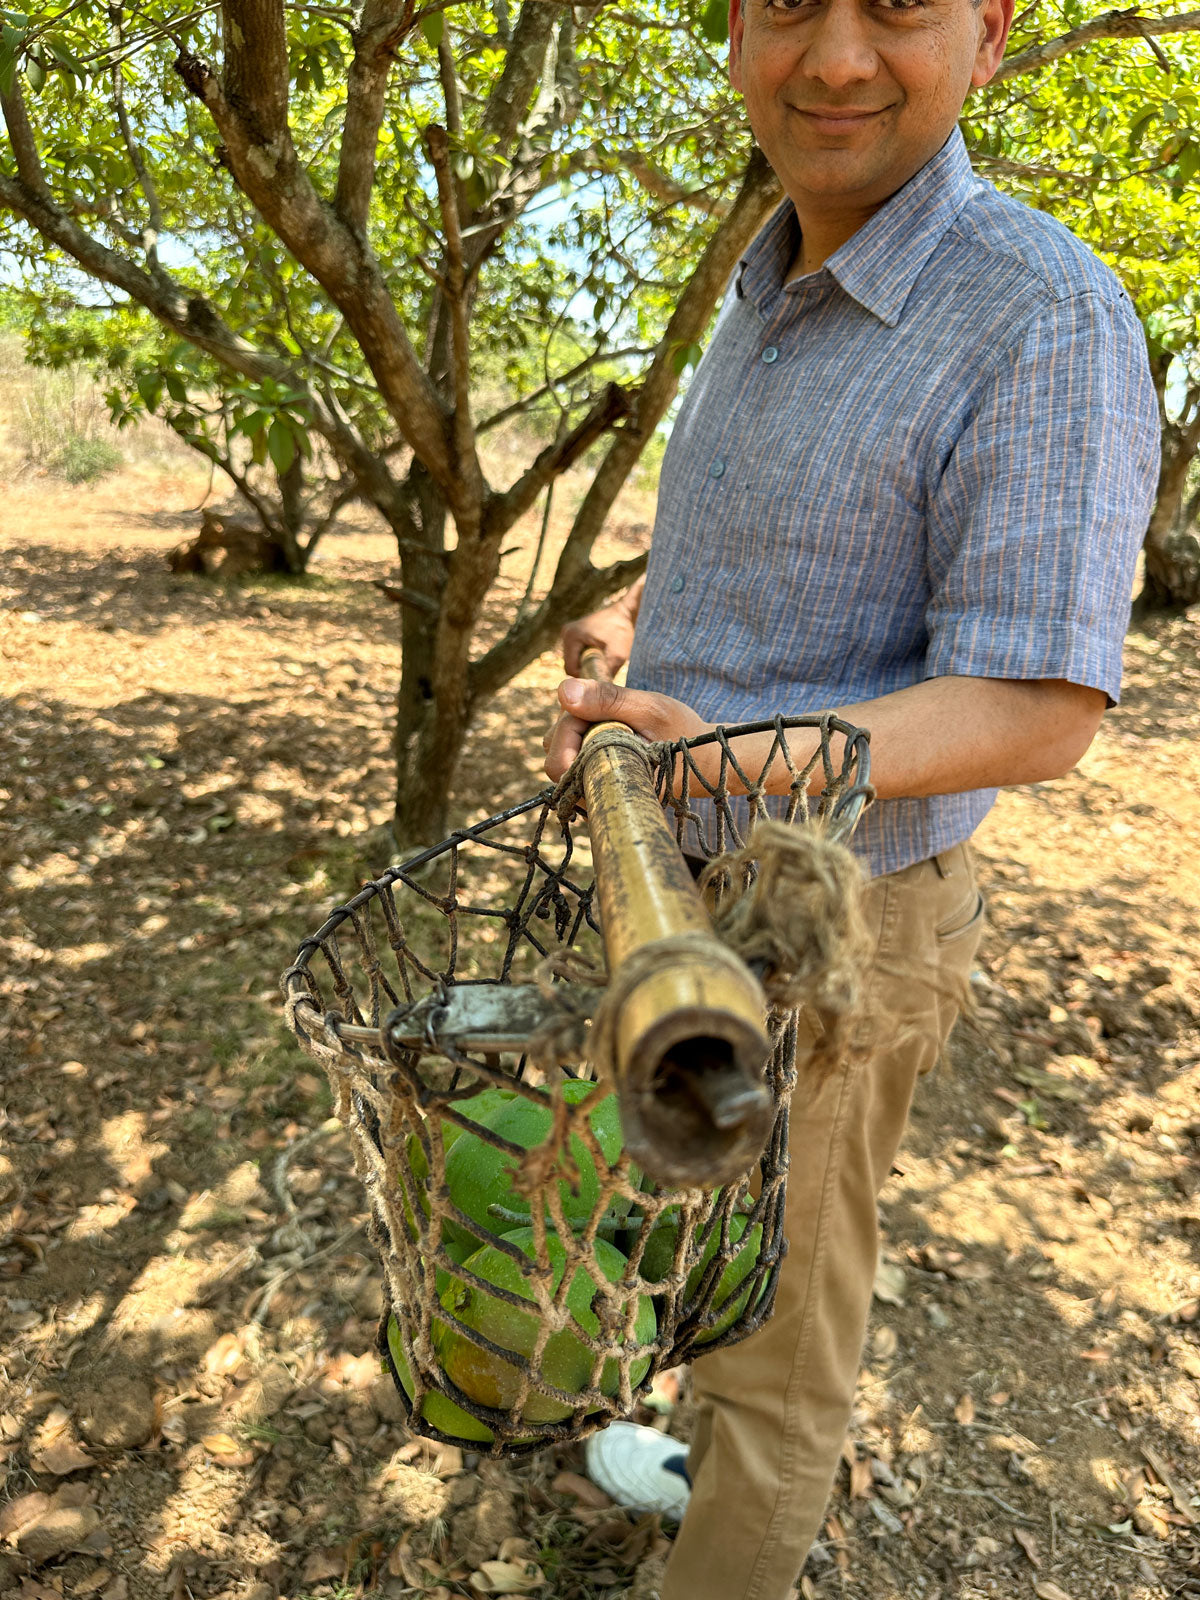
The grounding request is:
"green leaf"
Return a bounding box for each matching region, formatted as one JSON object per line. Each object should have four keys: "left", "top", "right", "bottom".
{"left": 267, "top": 418, "right": 296, "bottom": 475}
{"left": 136, "top": 372, "right": 162, "bottom": 411}
{"left": 671, "top": 341, "right": 703, "bottom": 375}
{"left": 25, "top": 51, "right": 42, "bottom": 91}
{"left": 419, "top": 10, "right": 444, "bottom": 48}
{"left": 699, "top": 0, "right": 728, "bottom": 44}
{"left": 164, "top": 372, "right": 187, "bottom": 404}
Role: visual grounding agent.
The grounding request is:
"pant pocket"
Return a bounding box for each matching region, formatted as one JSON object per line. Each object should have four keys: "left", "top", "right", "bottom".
{"left": 935, "top": 888, "right": 985, "bottom": 946}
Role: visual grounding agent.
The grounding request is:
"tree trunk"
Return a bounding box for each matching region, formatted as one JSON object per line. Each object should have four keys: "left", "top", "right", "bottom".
{"left": 391, "top": 462, "right": 456, "bottom": 845}
{"left": 1137, "top": 412, "right": 1200, "bottom": 614}
{"left": 275, "top": 454, "right": 309, "bottom": 574}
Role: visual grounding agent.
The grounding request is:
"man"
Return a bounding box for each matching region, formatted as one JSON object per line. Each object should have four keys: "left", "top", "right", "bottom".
{"left": 543, "top": 0, "right": 1160, "bottom": 1593}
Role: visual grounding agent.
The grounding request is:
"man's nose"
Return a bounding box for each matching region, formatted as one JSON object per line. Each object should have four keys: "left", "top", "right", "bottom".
{"left": 800, "top": 0, "right": 879, "bottom": 88}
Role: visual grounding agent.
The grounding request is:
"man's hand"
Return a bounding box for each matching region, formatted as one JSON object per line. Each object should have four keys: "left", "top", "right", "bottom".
{"left": 543, "top": 678, "right": 712, "bottom": 781}
{"left": 559, "top": 576, "right": 645, "bottom": 678}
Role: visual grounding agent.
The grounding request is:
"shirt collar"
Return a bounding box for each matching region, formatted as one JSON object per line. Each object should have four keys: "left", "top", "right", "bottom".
{"left": 736, "top": 128, "right": 979, "bottom": 329}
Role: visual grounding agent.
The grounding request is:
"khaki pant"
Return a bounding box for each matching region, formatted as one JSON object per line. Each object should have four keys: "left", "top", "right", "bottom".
{"left": 662, "top": 843, "right": 985, "bottom": 1600}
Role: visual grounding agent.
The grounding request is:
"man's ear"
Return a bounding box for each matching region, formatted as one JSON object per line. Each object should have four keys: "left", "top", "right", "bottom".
{"left": 729, "top": 0, "right": 746, "bottom": 91}
{"left": 971, "top": 0, "right": 1014, "bottom": 86}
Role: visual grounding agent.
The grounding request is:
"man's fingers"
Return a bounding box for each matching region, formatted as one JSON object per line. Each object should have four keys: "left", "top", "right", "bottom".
{"left": 543, "top": 711, "right": 588, "bottom": 781}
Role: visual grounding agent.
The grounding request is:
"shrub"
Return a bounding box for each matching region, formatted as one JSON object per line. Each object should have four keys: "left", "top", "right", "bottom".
{"left": 49, "top": 434, "right": 123, "bottom": 484}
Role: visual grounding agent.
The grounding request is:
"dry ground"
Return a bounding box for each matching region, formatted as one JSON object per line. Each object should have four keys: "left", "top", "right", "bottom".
{"left": 1, "top": 450, "right": 1198, "bottom": 1600}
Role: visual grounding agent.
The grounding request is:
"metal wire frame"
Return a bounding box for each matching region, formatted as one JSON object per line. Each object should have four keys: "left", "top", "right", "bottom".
{"left": 280, "top": 715, "right": 871, "bottom": 1452}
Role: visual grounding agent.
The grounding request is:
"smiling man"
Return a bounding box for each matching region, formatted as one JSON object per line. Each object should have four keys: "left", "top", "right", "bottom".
{"left": 544, "top": 0, "right": 1159, "bottom": 1594}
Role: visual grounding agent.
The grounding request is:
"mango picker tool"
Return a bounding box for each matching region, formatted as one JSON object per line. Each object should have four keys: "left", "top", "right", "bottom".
{"left": 282, "top": 658, "right": 873, "bottom": 1452}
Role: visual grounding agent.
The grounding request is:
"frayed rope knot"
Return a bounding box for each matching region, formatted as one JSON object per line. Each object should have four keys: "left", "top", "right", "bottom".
{"left": 551, "top": 724, "right": 667, "bottom": 827}
{"left": 705, "top": 819, "right": 871, "bottom": 1079}
{"left": 530, "top": 818, "right": 870, "bottom": 1083}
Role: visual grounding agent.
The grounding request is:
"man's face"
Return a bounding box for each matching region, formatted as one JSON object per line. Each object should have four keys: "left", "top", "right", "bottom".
{"left": 729, "top": 0, "right": 1012, "bottom": 216}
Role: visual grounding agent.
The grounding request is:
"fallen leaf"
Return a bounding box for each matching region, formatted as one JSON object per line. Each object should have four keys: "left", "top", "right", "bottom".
{"left": 871, "top": 1325, "right": 898, "bottom": 1360}
{"left": 301, "top": 1548, "right": 345, "bottom": 1584}
{"left": 474, "top": 1559, "right": 546, "bottom": 1593}
{"left": 102, "top": 1578, "right": 129, "bottom": 1600}
{"left": 1034, "top": 1582, "right": 1075, "bottom": 1600}
{"left": 1014, "top": 1528, "right": 1040, "bottom": 1567}
{"left": 1078, "top": 1347, "right": 1111, "bottom": 1363}
{"left": 848, "top": 1456, "right": 873, "bottom": 1499}
{"left": 32, "top": 1435, "right": 93, "bottom": 1476}
{"left": 0, "top": 1491, "right": 52, "bottom": 1542}
{"left": 74, "top": 1569, "right": 112, "bottom": 1596}
{"left": 988, "top": 1390, "right": 1011, "bottom": 1407}
{"left": 17, "top": 1581, "right": 62, "bottom": 1600}
{"left": 200, "top": 1432, "right": 255, "bottom": 1467}
{"left": 551, "top": 1470, "right": 612, "bottom": 1508}
{"left": 954, "top": 1393, "right": 976, "bottom": 1426}
{"left": 498, "top": 1538, "right": 539, "bottom": 1563}
{"left": 872, "top": 1261, "right": 906, "bottom": 1306}
{"left": 202, "top": 1333, "right": 247, "bottom": 1378}
{"left": 1133, "top": 1503, "right": 1170, "bottom": 1539}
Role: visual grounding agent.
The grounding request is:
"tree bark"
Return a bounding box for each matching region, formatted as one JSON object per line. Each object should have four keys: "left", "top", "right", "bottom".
{"left": 1139, "top": 437, "right": 1200, "bottom": 613}
{"left": 1136, "top": 365, "right": 1200, "bottom": 615}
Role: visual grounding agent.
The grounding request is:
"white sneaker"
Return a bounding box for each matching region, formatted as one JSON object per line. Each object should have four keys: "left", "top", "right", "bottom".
{"left": 584, "top": 1420, "right": 692, "bottom": 1521}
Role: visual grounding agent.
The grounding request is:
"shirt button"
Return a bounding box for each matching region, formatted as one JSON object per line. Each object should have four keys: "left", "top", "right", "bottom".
{"left": 761, "top": 346, "right": 779, "bottom": 364}
{"left": 670, "top": 575, "right": 685, "bottom": 593}
{"left": 709, "top": 459, "right": 725, "bottom": 478}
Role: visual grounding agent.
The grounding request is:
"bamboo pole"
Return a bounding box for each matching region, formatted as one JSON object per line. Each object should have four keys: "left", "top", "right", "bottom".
{"left": 575, "top": 651, "right": 774, "bottom": 1188}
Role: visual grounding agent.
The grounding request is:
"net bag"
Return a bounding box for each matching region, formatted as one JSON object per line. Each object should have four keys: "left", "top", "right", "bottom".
{"left": 282, "top": 715, "right": 871, "bottom": 1455}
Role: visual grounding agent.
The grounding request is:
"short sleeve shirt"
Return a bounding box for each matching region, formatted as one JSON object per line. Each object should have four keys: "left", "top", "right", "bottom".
{"left": 626, "top": 129, "right": 1160, "bottom": 879}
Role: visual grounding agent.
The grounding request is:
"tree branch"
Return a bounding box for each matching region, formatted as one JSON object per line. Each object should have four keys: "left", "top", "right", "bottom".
{"left": 222, "top": 0, "right": 290, "bottom": 142}
{"left": 478, "top": 346, "right": 653, "bottom": 434}
{"left": 478, "top": 0, "right": 558, "bottom": 151}
{"left": 0, "top": 168, "right": 404, "bottom": 524}
{"left": 107, "top": 4, "right": 166, "bottom": 279}
{"left": 996, "top": 7, "right": 1200, "bottom": 81}
{"left": 490, "top": 381, "right": 631, "bottom": 534}
{"left": 174, "top": 31, "right": 456, "bottom": 496}
{"left": 426, "top": 122, "right": 478, "bottom": 486}
{"left": 478, "top": 144, "right": 780, "bottom": 687}
{"left": 0, "top": 76, "right": 47, "bottom": 191}
{"left": 568, "top": 146, "right": 728, "bottom": 216}
{"left": 335, "top": 0, "right": 416, "bottom": 232}
{"left": 469, "top": 552, "right": 648, "bottom": 700}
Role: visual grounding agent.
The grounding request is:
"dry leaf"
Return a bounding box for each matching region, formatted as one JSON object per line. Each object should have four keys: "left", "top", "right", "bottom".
{"left": 1133, "top": 1503, "right": 1170, "bottom": 1539}
{"left": 498, "top": 1539, "right": 539, "bottom": 1564}
{"left": 202, "top": 1333, "right": 247, "bottom": 1378}
{"left": 32, "top": 1436, "right": 93, "bottom": 1476}
{"left": 989, "top": 1390, "right": 1011, "bottom": 1406}
{"left": 954, "top": 1393, "right": 976, "bottom": 1426}
{"left": 1013, "top": 1528, "right": 1040, "bottom": 1567}
{"left": 849, "top": 1456, "right": 873, "bottom": 1499}
{"left": 200, "top": 1432, "right": 255, "bottom": 1467}
{"left": 0, "top": 1491, "right": 52, "bottom": 1542}
{"left": 871, "top": 1325, "right": 898, "bottom": 1360}
{"left": 1034, "top": 1582, "right": 1075, "bottom": 1600}
{"left": 551, "top": 1470, "right": 613, "bottom": 1509}
{"left": 73, "top": 1569, "right": 112, "bottom": 1596}
{"left": 301, "top": 1548, "right": 345, "bottom": 1584}
{"left": 102, "top": 1578, "right": 129, "bottom": 1600}
{"left": 872, "top": 1261, "right": 906, "bottom": 1306}
{"left": 474, "top": 1559, "right": 546, "bottom": 1593}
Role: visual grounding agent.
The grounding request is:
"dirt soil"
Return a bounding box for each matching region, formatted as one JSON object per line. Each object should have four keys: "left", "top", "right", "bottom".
{"left": 1, "top": 459, "right": 1198, "bottom": 1600}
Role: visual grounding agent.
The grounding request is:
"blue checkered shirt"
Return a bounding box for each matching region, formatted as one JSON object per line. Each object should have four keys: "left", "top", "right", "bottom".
{"left": 627, "top": 130, "right": 1160, "bottom": 878}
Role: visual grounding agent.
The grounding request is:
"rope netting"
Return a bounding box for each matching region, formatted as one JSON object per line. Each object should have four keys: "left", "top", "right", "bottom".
{"left": 281, "top": 715, "right": 871, "bottom": 1454}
